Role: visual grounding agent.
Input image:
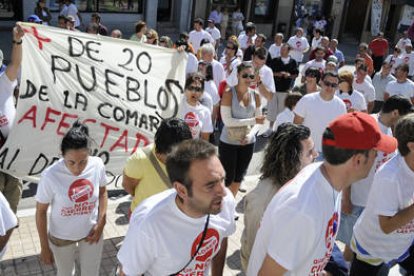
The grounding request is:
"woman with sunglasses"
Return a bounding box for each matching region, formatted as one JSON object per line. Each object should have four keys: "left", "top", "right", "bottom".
{"left": 293, "top": 67, "right": 321, "bottom": 95}
{"left": 35, "top": 121, "right": 107, "bottom": 275}
{"left": 219, "top": 62, "right": 265, "bottom": 196}
{"left": 221, "top": 40, "right": 241, "bottom": 86}
{"left": 178, "top": 73, "right": 213, "bottom": 141}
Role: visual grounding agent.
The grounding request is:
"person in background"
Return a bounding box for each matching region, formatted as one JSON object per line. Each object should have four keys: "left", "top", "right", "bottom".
{"left": 221, "top": 39, "right": 241, "bottom": 87}
{"left": 200, "top": 43, "right": 225, "bottom": 88}
{"left": 396, "top": 31, "right": 411, "bottom": 54}
{"left": 273, "top": 93, "right": 303, "bottom": 130}
{"left": 372, "top": 61, "right": 396, "bottom": 113}
{"left": 301, "top": 46, "right": 326, "bottom": 83}
{"left": 219, "top": 62, "right": 265, "bottom": 196}
{"left": 369, "top": 32, "right": 389, "bottom": 74}
{"left": 385, "top": 46, "right": 403, "bottom": 75}
{"left": 129, "top": 20, "right": 147, "bottom": 43}
{"left": 232, "top": 7, "right": 245, "bottom": 36}
{"left": 308, "top": 36, "right": 333, "bottom": 61}
{"left": 287, "top": 27, "right": 310, "bottom": 64}
{"left": 240, "top": 123, "right": 317, "bottom": 271}
{"left": 268, "top": 33, "right": 283, "bottom": 59}
{"left": 122, "top": 118, "right": 192, "bottom": 215}
{"left": 57, "top": 15, "right": 68, "bottom": 29}
{"left": 238, "top": 22, "right": 257, "bottom": 53}
{"left": 60, "top": 0, "right": 82, "bottom": 29}
{"left": 189, "top": 18, "right": 214, "bottom": 53}
{"left": 357, "top": 43, "right": 374, "bottom": 76}
{"left": 66, "top": 15, "right": 78, "bottom": 31}
{"left": 36, "top": 122, "right": 108, "bottom": 275}
{"left": 27, "top": 14, "right": 43, "bottom": 24}
{"left": 337, "top": 70, "right": 368, "bottom": 113}
{"left": 0, "top": 191, "right": 17, "bottom": 261}
{"left": 220, "top": 7, "right": 229, "bottom": 39}
{"left": 402, "top": 43, "right": 414, "bottom": 79}
{"left": 159, "top": 36, "right": 174, "bottom": 48}
{"left": 311, "top": 28, "right": 323, "bottom": 50}
{"left": 86, "top": 23, "right": 99, "bottom": 35}
{"left": 384, "top": 63, "right": 414, "bottom": 104}
{"left": 292, "top": 67, "right": 321, "bottom": 95}
{"left": 353, "top": 64, "right": 376, "bottom": 113}
{"left": 208, "top": 5, "right": 222, "bottom": 29}
{"left": 198, "top": 61, "right": 220, "bottom": 124}
{"left": 145, "top": 29, "right": 158, "bottom": 45}
{"left": 34, "top": 0, "right": 52, "bottom": 25}
{"left": 330, "top": 39, "right": 345, "bottom": 68}
{"left": 243, "top": 33, "right": 272, "bottom": 67}
{"left": 90, "top": 13, "right": 108, "bottom": 36}
{"left": 206, "top": 19, "right": 221, "bottom": 51}
{"left": 110, "top": 29, "right": 122, "bottom": 39}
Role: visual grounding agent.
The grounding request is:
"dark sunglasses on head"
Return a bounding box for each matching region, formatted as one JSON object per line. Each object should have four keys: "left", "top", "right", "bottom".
{"left": 187, "top": 86, "right": 203, "bottom": 93}
{"left": 323, "top": 80, "right": 338, "bottom": 88}
{"left": 242, "top": 73, "right": 255, "bottom": 79}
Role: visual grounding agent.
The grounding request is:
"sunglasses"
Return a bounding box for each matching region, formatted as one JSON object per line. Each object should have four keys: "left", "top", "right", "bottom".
{"left": 256, "top": 55, "right": 266, "bottom": 60}
{"left": 323, "top": 80, "right": 338, "bottom": 88}
{"left": 187, "top": 86, "right": 203, "bottom": 93}
{"left": 242, "top": 73, "right": 255, "bottom": 79}
{"left": 226, "top": 46, "right": 234, "bottom": 50}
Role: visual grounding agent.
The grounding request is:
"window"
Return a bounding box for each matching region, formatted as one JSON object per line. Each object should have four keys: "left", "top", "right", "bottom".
{"left": 50, "top": 0, "right": 143, "bottom": 13}
{"left": 0, "top": 0, "right": 16, "bottom": 19}
{"left": 251, "top": 0, "right": 276, "bottom": 23}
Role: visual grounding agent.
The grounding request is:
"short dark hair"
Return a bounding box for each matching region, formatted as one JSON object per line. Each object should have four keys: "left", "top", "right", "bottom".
{"left": 185, "top": 72, "right": 205, "bottom": 91}
{"left": 285, "top": 92, "right": 303, "bottom": 110}
{"left": 135, "top": 20, "right": 146, "bottom": 33}
{"left": 314, "top": 28, "right": 322, "bottom": 35}
{"left": 166, "top": 139, "right": 217, "bottom": 195}
{"left": 305, "top": 67, "right": 322, "bottom": 82}
{"left": 245, "top": 22, "right": 256, "bottom": 33}
{"left": 315, "top": 45, "right": 326, "bottom": 53}
{"left": 357, "top": 64, "right": 368, "bottom": 72}
{"left": 237, "top": 61, "right": 254, "bottom": 74}
{"left": 395, "top": 113, "right": 414, "bottom": 156}
{"left": 253, "top": 47, "right": 268, "bottom": 60}
{"left": 58, "top": 15, "right": 68, "bottom": 22}
{"left": 381, "top": 95, "right": 413, "bottom": 116}
{"left": 91, "top": 12, "right": 101, "bottom": 22}
{"left": 193, "top": 18, "right": 204, "bottom": 25}
{"left": 322, "top": 128, "right": 370, "bottom": 164}
{"left": 396, "top": 63, "right": 409, "bottom": 73}
{"left": 61, "top": 121, "right": 91, "bottom": 155}
{"left": 154, "top": 118, "right": 192, "bottom": 155}
{"left": 256, "top": 33, "right": 267, "bottom": 42}
{"left": 322, "top": 71, "right": 339, "bottom": 81}
{"left": 261, "top": 123, "right": 311, "bottom": 185}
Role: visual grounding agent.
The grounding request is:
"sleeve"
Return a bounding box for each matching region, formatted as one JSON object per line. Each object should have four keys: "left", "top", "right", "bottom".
{"left": 98, "top": 159, "right": 108, "bottom": 187}
{"left": 301, "top": 62, "right": 309, "bottom": 76}
{"left": 201, "top": 109, "right": 214, "bottom": 133}
{"left": 262, "top": 68, "right": 276, "bottom": 93}
{"left": 359, "top": 93, "right": 368, "bottom": 111}
{"left": 35, "top": 172, "right": 55, "bottom": 204}
{"left": 0, "top": 193, "right": 17, "bottom": 236}
{"left": 209, "top": 82, "right": 220, "bottom": 105}
{"left": 117, "top": 222, "right": 157, "bottom": 275}
{"left": 123, "top": 150, "right": 145, "bottom": 180}
{"left": 293, "top": 96, "right": 308, "bottom": 118}
{"left": 219, "top": 188, "right": 236, "bottom": 237}
{"left": 385, "top": 82, "right": 392, "bottom": 95}
{"left": 266, "top": 208, "right": 316, "bottom": 270}
{"left": 368, "top": 173, "right": 400, "bottom": 217}
{"left": 367, "top": 84, "right": 376, "bottom": 102}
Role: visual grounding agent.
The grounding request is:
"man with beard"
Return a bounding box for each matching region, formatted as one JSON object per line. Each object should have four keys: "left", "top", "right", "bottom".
{"left": 118, "top": 139, "right": 236, "bottom": 276}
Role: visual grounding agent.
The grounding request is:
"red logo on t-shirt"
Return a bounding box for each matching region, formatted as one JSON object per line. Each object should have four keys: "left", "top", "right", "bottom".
{"left": 296, "top": 41, "right": 302, "bottom": 48}
{"left": 191, "top": 228, "right": 220, "bottom": 262}
{"left": 325, "top": 212, "right": 339, "bottom": 249}
{"left": 184, "top": 112, "right": 199, "bottom": 128}
{"left": 342, "top": 99, "right": 352, "bottom": 110}
{"left": 68, "top": 179, "right": 94, "bottom": 203}
{"left": 405, "top": 56, "right": 410, "bottom": 63}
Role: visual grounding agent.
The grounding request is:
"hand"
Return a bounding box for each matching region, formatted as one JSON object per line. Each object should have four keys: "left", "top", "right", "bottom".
{"left": 255, "top": 115, "right": 265, "bottom": 124}
{"left": 240, "top": 135, "right": 250, "bottom": 145}
{"left": 13, "top": 22, "right": 24, "bottom": 41}
{"left": 40, "top": 247, "right": 54, "bottom": 265}
{"left": 176, "top": 45, "right": 185, "bottom": 52}
{"left": 341, "top": 199, "right": 352, "bottom": 215}
{"left": 86, "top": 223, "right": 105, "bottom": 244}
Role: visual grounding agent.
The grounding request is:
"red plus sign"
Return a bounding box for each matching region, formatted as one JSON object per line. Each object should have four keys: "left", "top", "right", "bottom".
{"left": 22, "top": 26, "right": 52, "bottom": 50}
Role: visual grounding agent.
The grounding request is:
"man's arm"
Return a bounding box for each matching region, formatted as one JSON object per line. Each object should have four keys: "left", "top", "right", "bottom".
{"left": 6, "top": 23, "right": 24, "bottom": 82}
{"left": 122, "top": 172, "right": 140, "bottom": 196}
{"left": 211, "top": 238, "right": 227, "bottom": 276}
{"left": 379, "top": 204, "right": 414, "bottom": 234}
{"left": 258, "top": 254, "right": 288, "bottom": 276}
{"left": 367, "top": 101, "right": 375, "bottom": 114}
{"left": 293, "top": 114, "right": 304, "bottom": 124}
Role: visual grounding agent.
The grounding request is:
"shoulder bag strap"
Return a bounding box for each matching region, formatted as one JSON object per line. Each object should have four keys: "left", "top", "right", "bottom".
{"left": 169, "top": 214, "right": 210, "bottom": 276}
{"left": 143, "top": 147, "right": 172, "bottom": 189}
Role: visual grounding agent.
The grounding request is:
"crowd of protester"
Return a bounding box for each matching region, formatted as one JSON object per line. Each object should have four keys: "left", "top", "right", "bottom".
{"left": 1, "top": 0, "right": 414, "bottom": 275}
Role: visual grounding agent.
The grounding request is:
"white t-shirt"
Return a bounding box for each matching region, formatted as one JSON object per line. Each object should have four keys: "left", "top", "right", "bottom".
{"left": 311, "top": 36, "right": 322, "bottom": 50}
{"left": 268, "top": 44, "right": 282, "bottom": 59}
{"left": 0, "top": 192, "right": 17, "bottom": 260}
{"left": 397, "top": 38, "right": 412, "bottom": 54}
{"left": 35, "top": 157, "right": 107, "bottom": 240}
{"left": 189, "top": 30, "right": 214, "bottom": 52}
{"left": 247, "top": 163, "right": 341, "bottom": 275}
{"left": 60, "top": 3, "right": 80, "bottom": 27}
{"left": 211, "top": 60, "right": 226, "bottom": 89}
{"left": 206, "top": 26, "right": 221, "bottom": 41}
{"left": 186, "top": 52, "right": 199, "bottom": 77}
{"left": 385, "top": 80, "right": 414, "bottom": 101}
{"left": 294, "top": 93, "right": 346, "bottom": 152}
{"left": 204, "top": 80, "right": 220, "bottom": 105}
{"left": 287, "top": 35, "right": 310, "bottom": 63}
{"left": 238, "top": 33, "right": 257, "bottom": 50}
{"left": 178, "top": 99, "right": 213, "bottom": 138}
{"left": 301, "top": 59, "right": 326, "bottom": 76}
{"left": 336, "top": 90, "right": 367, "bottom": 112}
{"left": 221, "top": 57, "right": 240, "bottom": 87}
{"left": 353, "top": 79, "right": 376, "bottom": 103}
{"left": 0, "top": 73, "right": 17, "bottom": 143}
{"left": 118, "top": 189, "right": 236, "bottom": 276}
{"left": 385, "top": 54, "right": 403, "bottom": 74}
{"left": 353, "top": 154, "right": 414, "bottom": 262}
{"left": 402, "top": 52, "right": 414, "bottom": 75}
{"left": 200, "top": 92, "right": 214, "bottom": 112}
{"left": 350, "top": 114, "right": 395, "bottom": 207}
{"left": 258, "top": 65, "right": 276, "bottom": 107}
{"left": 273, "top": 108, "right": 294, "bottom": 131}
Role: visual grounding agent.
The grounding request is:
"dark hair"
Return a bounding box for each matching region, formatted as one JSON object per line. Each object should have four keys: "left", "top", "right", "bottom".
{"left": 315, "top": 45, "right": 326, "bottom": 53}
{"left": 61, "top": 121, "right": 91, "bottom": 155}
{"left": 280, "top": 43, "right": 291, "bottom": 51}
{"left": 396, "top": 63, "right": 409, "bottom": 73}
{"left": 395, "top": 113, "right": 414, "bottom": 156}
{"left": 237, "top": 61, "right": 254, "bottom": 74}
{"left": 285, "top": 92, "right": 303, "bottom": 110}
{"left": 199, "top": 61, "right": 214, "bottom": 81}
{"left": 175, "top": 39, "right": 188, "bottom": 51}
{"left": 314, "top": 28, "right": 322, "bottom": 35}
{"left": 357, "top": 64, "right": 368, "bottom": 72}
{"left": 135, "top": 20, "right": 146, "bottom": 33}
{"left": 58, "top": 15, "right": 68, "bottom": 22}
{"left": 193, "top": 18, "right": 204, "bottom": 25}
{"left": 261, "top": 123, "right": 311, "bottom": 185}
{"left": 322, "top": 128, "right": 370, "bottom": 164}
{"left": 322, "top": 71, "right": 339, "bottom": 81}
{"left": 200, "top": 38, "right": 211, "bottom": 48}
{"left": 381, "top": 95, "right": 413, "bottom": 115}
{"left": 91, "top": 12, "right": 101, "bottom": 22}
{"left": 354, "top": 57, "right": 365, "bottom": 65}
{"left": 256, "top": 33, "right": 267, "bottom": 42}
{"left": 166, "top": 139, "right": 217, "bottom": 195}
{"left": 185, "top": 73, "right": 205, "bottom": 91}
{"left": 245, "top": 22, "right": 256, "bottom": 33}
{"left": 154, "top": 118, "right": 192, "bottom": 155}
{"left": 253, "top": 47, "right": 268, "bottom": 60}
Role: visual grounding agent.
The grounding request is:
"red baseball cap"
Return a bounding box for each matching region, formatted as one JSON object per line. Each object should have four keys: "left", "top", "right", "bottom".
{"left": 322, "top": 112, "right": 397, "bottom": 154}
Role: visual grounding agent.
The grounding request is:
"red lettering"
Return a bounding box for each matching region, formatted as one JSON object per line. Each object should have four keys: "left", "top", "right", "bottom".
{"left": 99, "top": 122, "right": 119, "bottom": 148}
{"left": 82, "top": 118, "right": 97, "bottom": 125}
{"left": 57, "top": 113, "right": 78, "bottom": 136}
{"left": 17, "top": 105, "right": 37, "bottom": 127}
{"left": 109, "top": 129, "right": 128, "bottom": 152}
{"left": 194, "top": 263, "right": 204, "bottom": 270}
{"left": 131, "top": 132, "right": 150, "bottom": 153}
{"left": 41, "top": 107, "right": 61, "bottom": 131}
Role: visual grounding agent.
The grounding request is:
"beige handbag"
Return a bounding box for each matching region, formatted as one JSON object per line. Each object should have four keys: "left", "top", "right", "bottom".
{"left": 227, "top": 125, "right": 251, "bottom": 142}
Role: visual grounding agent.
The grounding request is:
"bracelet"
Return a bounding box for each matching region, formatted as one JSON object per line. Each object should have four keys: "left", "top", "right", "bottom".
{"left": 12, "top": 40, "right": 22, "bottom": 45}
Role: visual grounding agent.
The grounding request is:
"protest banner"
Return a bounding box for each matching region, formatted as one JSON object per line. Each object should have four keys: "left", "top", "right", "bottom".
{"left": 0, "top": 23, "right": 187, "bottom": 181}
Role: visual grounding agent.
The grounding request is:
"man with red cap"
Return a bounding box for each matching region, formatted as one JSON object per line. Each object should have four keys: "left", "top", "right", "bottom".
{"left": 350, "top": 113, "right": 414, "bottom": 275}
{"left": 247, "top": 112, "right": 397, "bottom": 275}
